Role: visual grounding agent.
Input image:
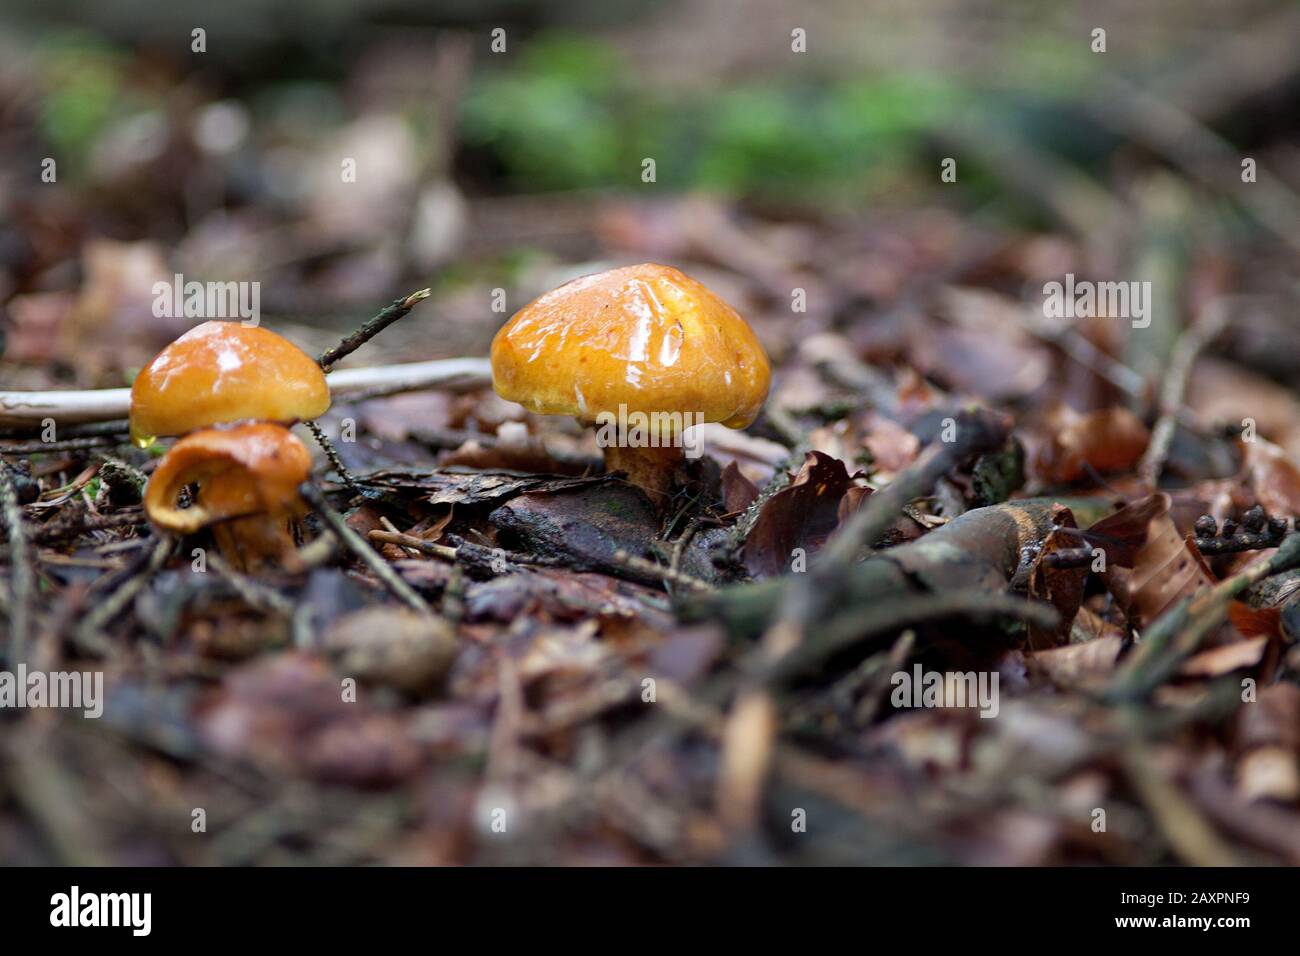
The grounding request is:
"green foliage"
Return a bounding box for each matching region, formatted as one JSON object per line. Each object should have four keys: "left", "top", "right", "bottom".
{"left": 460, "top": 35, "right": 970, "bottom": 199}
{"left": 461, "top": 37, "right": 630, "bottom": 189}
{"left": 35, "top": 33, "right": 133, "bottom": 173}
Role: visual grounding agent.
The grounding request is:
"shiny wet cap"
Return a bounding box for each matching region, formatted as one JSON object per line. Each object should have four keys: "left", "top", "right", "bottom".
{"left": 130, "top": 321, "right": 329, "bottom": 444}
{"left": 490, "top": 263, "right": 770, "bottom": 432}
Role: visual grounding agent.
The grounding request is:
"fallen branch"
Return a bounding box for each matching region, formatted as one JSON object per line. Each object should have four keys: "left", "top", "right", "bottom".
{"left": 687, "top": 494, "right": 1120, "bottom": 641}
{"left": 0, "top": 357, "right": 492, "bottom": 430}
{"left": 1138, "top": 297, "right": 1230, "bottom": 487}
{"left": 1106, "top": 530, "right": 1300, "bottom": 701}
{"left": 767, "top": 407, "right": 1014, "bottom": 652}
{"left": 299, "top": 482, "right": 433, "bottom": 616}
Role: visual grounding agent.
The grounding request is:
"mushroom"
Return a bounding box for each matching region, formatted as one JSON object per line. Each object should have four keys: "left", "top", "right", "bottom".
{"left": 144, "top": 423, "right": 313, "bottom": 570}
{"left": 490, "top": 263, "right": 770, "bottom": 500}
{"left": 129, "top": 320, "right": 330, "bottom": 448}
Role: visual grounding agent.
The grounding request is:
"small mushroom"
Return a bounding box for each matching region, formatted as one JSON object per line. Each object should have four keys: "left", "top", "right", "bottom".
{"left": 129, "top": 320, "right": 330, "bottom": 447}
{"left": 490, "top": 263, "right": 770, "bottom": 500}
{"left": 144, "top": 423, "right": 313, "bottom": 570}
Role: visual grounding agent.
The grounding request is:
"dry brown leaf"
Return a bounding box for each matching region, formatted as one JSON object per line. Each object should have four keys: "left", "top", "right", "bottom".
{"left": 742, "top": 451, "right": 866, "bottom": 578}
{"left": 1179, "top": 636, "right": 1269, "bottom": 678}
{"left": 862, "top": 412, "right": 921, "bottom": 474}
{"left": 1100, "top": 493, "right": 1217, "bottom": 627}
{"left": 1026, "top": 504, "right": 1088, "bottom": 649}
{"left": 1190, "top": 357, "right": 1300, "bottom": 460}
{"left": 1028, "top": 405, "right": 1150, "bottom": 485}
{"left": 1029, "top": 635, "right": 1123, "bottom": 688}
{"left": 721, "top": 461, "right": 760, "bottom": 514}
{"left": 1235, "top": 684, "right": 1300, "bottom": 803}
{"left": 1242, "top": 437, "right": 1300, "bottom": 516}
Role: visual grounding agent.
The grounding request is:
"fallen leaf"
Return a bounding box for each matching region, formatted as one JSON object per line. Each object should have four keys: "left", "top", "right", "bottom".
{"left": 1179, "top": 637, "right": 1268, "bottom": 677}
{"left": 1242, "top": 438, "right": 1300, "bottom": 516}
{"left": 1028, "top": 406, "right": 1150, "bottom": 485}
{"left": 721, "top": 461, "right": 760, "bottom": 513}
{"left": 1026, "top": 505, "right": 1088, "bottom": 649}
{"left": 742, "top": 451, "right": 866, "bottom": 578}
{"left": 1099, "top": 493, "right": 1217, "bottom": 627}
{"left": 1029, "top": 635, "right": 1123, "bottom": 688}
{"left": 489, "top": 483, "right": 659, "bottom": 570}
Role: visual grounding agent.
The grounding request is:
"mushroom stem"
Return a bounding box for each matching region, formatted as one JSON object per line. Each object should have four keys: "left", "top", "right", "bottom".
{"left": 145, "top": 466, "right": 302, "bottom": 572}
{"left": 212, "top": 514, "right": 302, "bottom": 573}
{"left": 0, "top": 357, "right": 492, "bottom": 429}
{"left": 603, "top": 443, "right": 685, "bottom": 503}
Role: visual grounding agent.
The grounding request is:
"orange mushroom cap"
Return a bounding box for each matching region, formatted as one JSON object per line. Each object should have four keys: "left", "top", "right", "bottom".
{"left": 130, "top": 321, "right": 329, "bottom": 445}
{"left": 144, "top": 423, "right": 313, "bottom": 535}
{"left": 490, "top": 264, "right": 770, "bottom": 433}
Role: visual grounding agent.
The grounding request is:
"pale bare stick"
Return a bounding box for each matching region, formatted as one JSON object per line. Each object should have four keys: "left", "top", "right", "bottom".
{"left": 0, "top": 357, "right": 492, "bottom": 430}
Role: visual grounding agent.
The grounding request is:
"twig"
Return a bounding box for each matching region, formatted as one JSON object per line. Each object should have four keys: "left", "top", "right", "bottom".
{"left": 74, "top": 533, "right": 174, "bottom": 655}
{"left": 304, "top": 420, "right": 361, "bottom": 495}
{"left": 31, "top": 509, "right": 146, "bottom": 545}
{"left": 368, "top": 529, "right": 563, "bottom": 573}
{"left": 820, "top": 408, "right": 1009, "bottom": 570}
{"left": 1107, "top": 530, "right": 1300, "bottom": 700}
{"left": 367, "top": 529, "right": 458, "bottom": 560}
{"left": 1138, "top": 299, "right": 1230, "bottom": 487}
{"left": 207, "top": 552, "right": 297, "bottom": 617}
{"left": 317, "top": 288, "right": 431, "bottom": 372}
{"left": 0, "top": 435, "right": 124, "bottom": 454}
{"left": 308, "top": 290, "right": 437, "bottom": 490}
{"left": 309, "top": 287, "right": 441, "bottom": 489}
{"left": 0, "top": 419, "right": 129, "bottom": 441}
{"left": 1025, "top": 313, "right": 1148, "bottom": 400}
{"left": 0, "top": 357, "right": 492, "bottom": 430}
{"left": 299, "top": 482, "right": 433, "bottom": 616}
{"left": 0, "top": 459, "right": 33, "bottom": 662}
{"left": 762, "top": 591, "right": 1056, "bottom": 685}
{"left": 669, "top": 516, "right": 705, "bottom": 575}
{"left": 610, "top": 548, "right": 714, "bottom": 593}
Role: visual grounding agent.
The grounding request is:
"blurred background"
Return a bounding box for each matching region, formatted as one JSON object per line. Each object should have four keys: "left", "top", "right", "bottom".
{"left": 2, "top": 0, "right": 1297, "bottom": 388}
{"left": 4, "top": 1, "right": 1300, "bottom": 866}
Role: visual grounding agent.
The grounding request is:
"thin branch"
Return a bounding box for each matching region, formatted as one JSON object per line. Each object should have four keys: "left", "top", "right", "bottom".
{"left": 31, "top": 509, "right": 146, "bottom": 545}
{"left": 610, "top": 548, "right": 714, "bottom": 593}
{"left": 0, "top": 459, "right": 33, "bottom": 662}
{"left": 74, "top": 533, "right": 174, "bottom": 656}
{"left": 303, "top": 420, "right": 361, "bottom": 495}
{"left": 317, "top": 288, "right": 431, "bottom": 372}
{"left": 1138, "top": 298, "right": 1230, "bottom": 487}
{"left": 206, "top": 552, "right": 296, "bottom": 617}
{"left": 1106, "top": 530, "right": 1300, "bottom": 701}
{"left": 299, "top": 482, "right": 433, "bottom": 616}
{"left": 0, "top": 357, "right": 492, "bottom": 430}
